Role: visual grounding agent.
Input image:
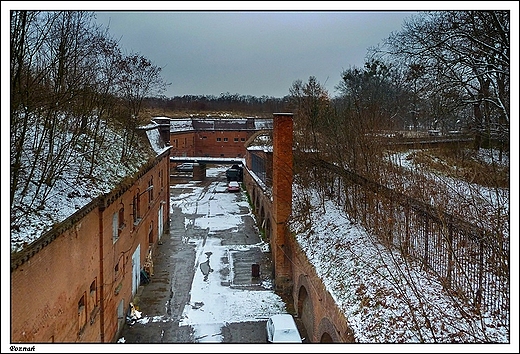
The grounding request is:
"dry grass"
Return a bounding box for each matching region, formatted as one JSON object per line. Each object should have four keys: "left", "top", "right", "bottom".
{"left": 411, "top": 147, "right": 509, "bottom": 188}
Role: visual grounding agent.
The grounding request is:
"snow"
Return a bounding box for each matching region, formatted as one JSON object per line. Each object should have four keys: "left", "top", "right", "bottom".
{"left": 6, "top": 117, "right": 517, "bottom": 350}
{"left": 384, "top": 149, "right": 509, "bottom": 232}
{"left": 290, "top": 186, "right": 509, "bottom": 344}
{"left": 168, "top": 118, "right": 194, "bottom": 132}
{"left": 179, "top": 237, "right": 286, "bottom": 342}
{"left": 164, "top": 116, "right": 273, "bottom": 134}
{"left": 254, "top": 119, "right": 274, "bottom": 130}
{"left": 247, "top": 134, "right": 273, "bottom": 153}
{"left": 144, "top": 126, "right": 170, "bottom": 155}
{"left": 286, "top": 146, "right": 514, "bottom": 347}
{"left": 10, "top": 119, "right": 156, "bottom": 252}
{"left": 122, "top": 163, "right": 513, "bottom": 349}
{"left": 169, "top": 169, "right": 288, "bottom": 343}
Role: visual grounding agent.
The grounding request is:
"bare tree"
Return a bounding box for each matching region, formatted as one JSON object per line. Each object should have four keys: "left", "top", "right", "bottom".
{"left": 10, "top": 10, "right": 56, "bottom": 206}
{"left": 287, "top": 11, "right": 509, "bottom": 342}
{"left": 10, "top": 11, "right": 167, "bottom": 239}
{"left": 289, "top": 76, "right": 331, "bottom": 156}
{"left": 378, "top": 11, "right": 509, "bottom": 153}
{"left": 114, "top": 53, "right": 168, "bottom": 162}
{"left": 334, "top": 60, "right": 402, "bottom": 177}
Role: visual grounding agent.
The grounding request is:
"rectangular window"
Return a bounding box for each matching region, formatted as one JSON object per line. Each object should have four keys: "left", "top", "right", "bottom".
{"left": 118, "top": 206, "right": 125, "bottom": 230}
{"left": 241, "top": 137, "right": 246, "bottom": 142}
{"left": 234, "top": 137, "right": 239, "bottom": 142}
{"left": 90, "top": 280, "right": 96, "bottom": 295}
{"left": 148, "top": 178, "right": 154, "bottom": 203}
{"left": 159, "top": 169, "right": 163, "bottom": 187}
{"left": 216, "top": 137, "right": 221, "bottom": 142}
{"left": 133, "top": 193, "right": 141, "bottom": 224}
{"left": 78, "top": 294, "right": 85, "bottom": 311}
{"left": 78, "top": 293, "right": 87, "bottom": 334}
{"left": 223, "top": 137, "right": 228, "bottom": 142}
{"left": 89, "top": 279, "right": 98, "bottom": 323}
{"left": 112, "top": 213, "right": 119, "bottom": 242}
{"left": 114, "top": 263, "right": 119, "bottom": 276}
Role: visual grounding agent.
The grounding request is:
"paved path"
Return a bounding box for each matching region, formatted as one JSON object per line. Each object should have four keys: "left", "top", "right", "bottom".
{"left": 117, "top": 168, "right": 281, "bottom": 344}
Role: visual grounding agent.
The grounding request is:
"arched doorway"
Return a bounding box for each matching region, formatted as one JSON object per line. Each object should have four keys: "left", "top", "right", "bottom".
{"left": 317, "top": 317, "right": 340, "bottom": 343}
{"left": 297, "top": 284, "right": 313, "bottom": 341}
{"left": 320, "top": 332, "right": 333, "bottom": 343}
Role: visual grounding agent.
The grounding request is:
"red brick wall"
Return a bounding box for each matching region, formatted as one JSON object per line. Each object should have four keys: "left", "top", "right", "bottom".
{"left": 10, "top": 152, "right": 171, "bottom": 343}
{"left": 243, "top": 113, "right": 354, "bottom": 343}
{"left": 271, "top": 113, "right": 294, "bottom": 291}
{"left": 243, "top": 166, "right": 273, "bottom": 240}
{"left": 170, "top": 130, "right": 252, "bottom": 158}
{"left": 11, "top": 209, "right": 102, "bottom": 343}
{"left": 289, "top": 236, "right": 355, "bottom": 343}
{"left": 101, "top": 155, "right": 170, "bottom": 342}
{"left": 244, "top": 167, "right": 355, "bottom": 343}
{"left": 170, "top": 132, "right": 195, "bottom": 157}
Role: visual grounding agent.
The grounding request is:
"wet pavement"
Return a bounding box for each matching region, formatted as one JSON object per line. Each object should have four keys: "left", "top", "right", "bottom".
{"left": 117, "top": 166, "right": 287, "bottom": 344}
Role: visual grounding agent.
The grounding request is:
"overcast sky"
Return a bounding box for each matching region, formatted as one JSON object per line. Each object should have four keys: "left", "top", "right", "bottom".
{"left": 92, "top": 9, "right": 415, "bottom": 98}
{"left": 4, "top": 2, "right": 516, "bottom": 99}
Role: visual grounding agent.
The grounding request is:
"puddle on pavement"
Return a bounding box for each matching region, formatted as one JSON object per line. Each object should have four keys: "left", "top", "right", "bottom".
{"left": 199, "top": 251, "right": 213, "bottom": 281}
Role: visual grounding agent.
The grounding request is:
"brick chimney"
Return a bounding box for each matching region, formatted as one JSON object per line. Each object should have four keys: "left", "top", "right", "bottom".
{"left": 271, "top": 113, "right": 293, "bottom": 292}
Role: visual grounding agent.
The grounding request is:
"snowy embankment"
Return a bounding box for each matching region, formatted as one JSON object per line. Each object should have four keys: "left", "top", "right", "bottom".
{"left": 290, "top": 186, "right": 509, "bottom": 343}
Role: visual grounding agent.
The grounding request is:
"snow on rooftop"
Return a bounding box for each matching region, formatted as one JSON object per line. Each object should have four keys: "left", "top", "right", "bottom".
{"left": 253, "top": 118, "right": 273, "bottom": 130}
{"left": 144, "top": 126, "right": 170, "bottom": 155}
{"left": 167, "top": 116, "right": 273, "bottom": 134}
{"left": 169, "top": 118, "right": 194, "bottom": 132}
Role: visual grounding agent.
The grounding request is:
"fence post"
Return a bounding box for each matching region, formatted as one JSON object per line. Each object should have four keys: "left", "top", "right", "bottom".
{"left": 446, "top": 221, "right": 453, "bottom": 290}
{"left": 475, "top": 235, "right": 484, "bottom": 311}
{"left": 423, "top": 213, "right": 429, "bottom": 268}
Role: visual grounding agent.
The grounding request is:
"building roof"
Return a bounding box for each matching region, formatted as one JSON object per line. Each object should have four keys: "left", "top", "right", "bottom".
{"left": 164, "top": 117, "right": 273, "bottom": 133}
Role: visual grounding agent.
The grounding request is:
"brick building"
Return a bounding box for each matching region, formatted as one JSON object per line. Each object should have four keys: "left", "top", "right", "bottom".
{"left": 154, "top": 117, "right": 273, "bottom": 159}
{"left": 10, "top": 129, "right": 171, "bottom": 343}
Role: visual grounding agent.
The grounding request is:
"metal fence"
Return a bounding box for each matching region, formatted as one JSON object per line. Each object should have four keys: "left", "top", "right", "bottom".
{"left": 312, "top": 159, "right": 509, "bottom": 320}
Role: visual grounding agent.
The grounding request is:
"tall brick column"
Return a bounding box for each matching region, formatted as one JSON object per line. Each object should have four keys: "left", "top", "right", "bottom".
{"left": 272, "top": 113, "right": 294, "bottom": 292}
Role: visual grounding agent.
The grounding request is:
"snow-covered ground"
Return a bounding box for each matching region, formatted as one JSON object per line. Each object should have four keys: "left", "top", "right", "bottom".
{"left": 9, "top": 121, "right": 162, "bottom": 252}
{"left": 169, "top": 167, "right": 288, "bottom": 342}
{"left": 287, "top": 146, "right": 515, "bottom": 351}
{"left": 291, "top": 186, "right": 509, "bottom": 344}
{"left": 384, "top": 149, "right": 510, "bottom": 232}
{"left": 113, "top": 164, "right": 516, "bottom": 351}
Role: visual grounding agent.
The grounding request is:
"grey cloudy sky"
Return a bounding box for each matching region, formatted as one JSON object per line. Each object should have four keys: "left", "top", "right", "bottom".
{"left": 93, "top": 9, "right": 415, "bottom": 98}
